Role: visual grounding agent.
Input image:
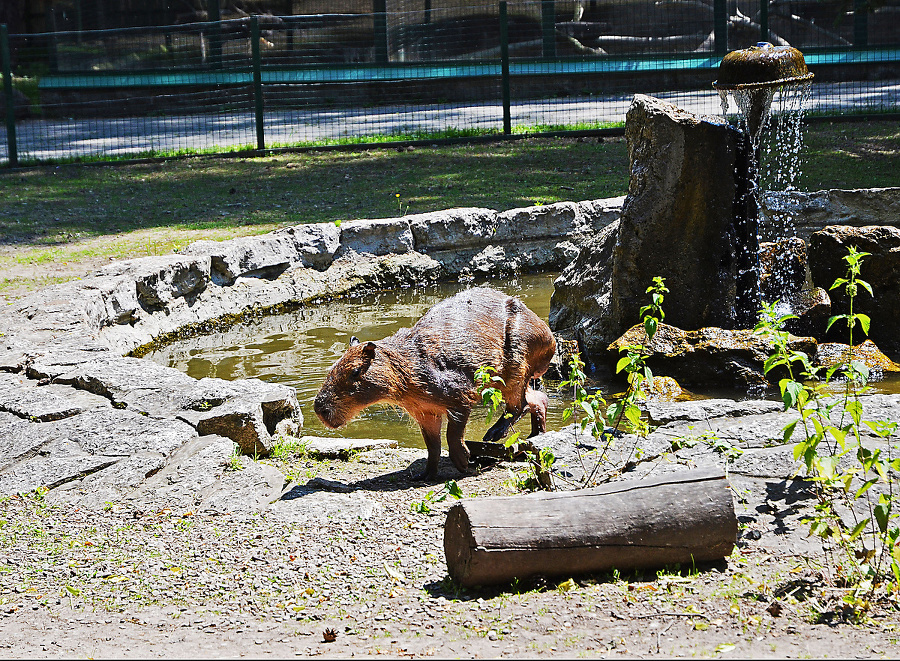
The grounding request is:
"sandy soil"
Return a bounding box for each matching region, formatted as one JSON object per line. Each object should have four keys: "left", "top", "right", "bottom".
{"left": 1, "top": 449, "right": 898, "bottom": 659}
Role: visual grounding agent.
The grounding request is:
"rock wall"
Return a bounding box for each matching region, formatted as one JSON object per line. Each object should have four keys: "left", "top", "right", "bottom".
{"left": 611, "top": 94, "right": 748, "bottom": 338}
{"left": 761, "top": 187, "right": 900, "bottom": 240}
{"left": 0, "top": 199, "right": 620, "bottom": 510}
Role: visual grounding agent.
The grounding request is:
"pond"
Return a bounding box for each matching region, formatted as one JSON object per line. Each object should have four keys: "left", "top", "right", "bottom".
{"left": 147, "top": 273, "right": 577, "bottom": 448}
{"left": 146, "top": 272, "right": 900, "bottom": 450}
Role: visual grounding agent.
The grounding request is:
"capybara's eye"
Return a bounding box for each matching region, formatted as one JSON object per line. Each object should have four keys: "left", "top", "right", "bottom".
{"left": 352, "top": 367, "right": 362, "bottom": 379}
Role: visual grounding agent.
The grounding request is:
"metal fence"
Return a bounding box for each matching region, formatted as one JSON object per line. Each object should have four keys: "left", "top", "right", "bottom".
{"left": 2, "top": 0, "right": 900, "bottom": 166}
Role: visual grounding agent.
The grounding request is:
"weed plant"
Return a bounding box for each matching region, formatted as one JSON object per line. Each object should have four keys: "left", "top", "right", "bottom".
{"left": 556, "top": 277, "right": 669, "bottom": 486}
{"left": 477, "top": 277, "right": 669, "bottom": 491}
{"left": 755, "top": 246, "right": 899, "bottom": 612}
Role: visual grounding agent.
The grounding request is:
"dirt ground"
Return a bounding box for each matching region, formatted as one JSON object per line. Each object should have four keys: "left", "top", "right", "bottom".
{"left": 2, "top": 448, "right": 898, "bottom": 659}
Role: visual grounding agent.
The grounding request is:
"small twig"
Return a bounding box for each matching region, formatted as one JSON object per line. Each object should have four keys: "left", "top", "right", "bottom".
{"left": 633, "top": 611, "right": 710, "bottom": 620}
{"left": 656, "top": 620, "right": 675, "bottom": 653}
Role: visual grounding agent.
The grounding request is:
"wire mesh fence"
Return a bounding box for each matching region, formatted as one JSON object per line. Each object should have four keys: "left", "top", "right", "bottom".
{"left": 2, "top": 0, "right": 899, "bottom": 166}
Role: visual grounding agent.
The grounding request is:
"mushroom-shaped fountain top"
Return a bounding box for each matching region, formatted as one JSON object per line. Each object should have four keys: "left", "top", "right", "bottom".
{"left": 714, "top": 42, "right": 814, "bottom": 140}
{"left": 713, "top": 42, "right": 814, "bottom": 91}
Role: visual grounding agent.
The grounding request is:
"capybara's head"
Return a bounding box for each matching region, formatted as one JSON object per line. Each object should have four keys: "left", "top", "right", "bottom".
{"left": 314, "top": 338, "right": 390, "bottom": 429}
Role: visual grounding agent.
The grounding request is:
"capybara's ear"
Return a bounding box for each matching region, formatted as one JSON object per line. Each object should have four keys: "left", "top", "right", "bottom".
{"left": 349, "top": 336, "right": 360, "bottom": 347}
{"left": 358, "top": 342, "right": 377, "bottom": 376}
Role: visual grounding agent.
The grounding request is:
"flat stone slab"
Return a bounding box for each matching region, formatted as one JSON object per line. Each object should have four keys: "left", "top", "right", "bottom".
{"left": 0, "top": 373, "right": 111, "bottom": 422}
{"left": 301, "top": 436, "right": 399, "bottom": 459}
{"left": 268, "top": 487, "right": 382, "bottom": 524}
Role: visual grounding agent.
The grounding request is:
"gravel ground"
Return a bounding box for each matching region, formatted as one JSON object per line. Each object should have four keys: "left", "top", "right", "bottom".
{"left": 2, "top": 445, "right": 899, "bottom": 658}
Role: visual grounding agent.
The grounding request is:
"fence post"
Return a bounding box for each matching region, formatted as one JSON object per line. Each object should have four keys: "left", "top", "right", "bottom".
{"left": 713, "top": 0, "right": 728, "bottom": 55}
{"left": 542, "top": 0, "right": 556, "bottom": 58}
{"left": 500, "top": 2, "right": 511, "bottom": 135}
{"left": 759, "top": 0, "right": 769, "bottom": 43}
{"left": 251, "top": 16, "right": 265, "bottom": 151}
{"left": 209, "top": 0, "right": 223, "bottom": 69}
{"left": 373, "top": 0, "right": 388, "bottom": 64}
{"left": 853, "top": 0, "right": 868, "bottom": 47}
{"left": 1, "top": 25, "right": 18, "bottom": 168}
{"left": 47, "top": 7, "right": 59, "bottom": 73}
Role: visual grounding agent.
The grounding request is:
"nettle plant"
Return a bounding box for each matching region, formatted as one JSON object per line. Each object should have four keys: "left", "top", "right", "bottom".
{"left": 475, "top": 364, "right": 555, "bottom": 491}
{"left": 556, "top": 277, "right": 669, "bottom": 485}
{"left": 476, "top": 278, "right": 669, "bottom": 491}
{"left": 755, "top": 246, "right": 899, "bottom": 609}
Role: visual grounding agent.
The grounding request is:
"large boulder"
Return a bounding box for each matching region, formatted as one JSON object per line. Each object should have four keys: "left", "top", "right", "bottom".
{"left": 550, "top": 94, "right": 752, "bottom": 359}
{"left": 548, "top": 221, "right": 618, "bottom": 360}
{"left": 815, "top": 340, "right": 900, "bottom": 379}
{"left": 808, "top": 225, "right": 900, "bottom": 351}
{"left": 606, "top": 323, "right": 818, "bottom": 389}
{"left": 610, "top": 95, "right": 750, "bottom": 338}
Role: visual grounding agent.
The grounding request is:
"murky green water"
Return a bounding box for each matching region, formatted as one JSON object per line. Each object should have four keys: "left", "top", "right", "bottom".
{"left": 147, "top": 273, "right": 572, "bottom": 448}
{"left": 147, "top": 272, "right": 900, "bottom": 449}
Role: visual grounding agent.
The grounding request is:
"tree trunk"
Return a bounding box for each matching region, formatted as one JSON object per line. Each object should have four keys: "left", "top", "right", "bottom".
{"left": 444, "top": 469, "right": 736, "bottom": 587}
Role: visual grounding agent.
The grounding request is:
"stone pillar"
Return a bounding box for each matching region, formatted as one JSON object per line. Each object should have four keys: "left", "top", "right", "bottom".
{"left": 610, "top": 95, "right": 750, "bottom": 339}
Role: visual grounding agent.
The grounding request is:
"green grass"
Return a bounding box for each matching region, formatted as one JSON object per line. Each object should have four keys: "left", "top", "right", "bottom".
{"left": 0, "top": 121, "right": 896, "bottom": 300}
{"left": 800, "top": 120, "right": 900, "bottom": 190}
{"left": 0, "top": 136, "right": 629, "bottom": 249}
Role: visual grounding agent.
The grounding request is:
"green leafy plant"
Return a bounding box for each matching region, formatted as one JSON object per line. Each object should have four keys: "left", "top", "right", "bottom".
{"left": 410, "top": 480, "right": 463, "bottom": 514}
{"left": 475, "top": 365, "right": 508, "bottom": 428}
{"left": 611, "top": 276, "right": 669, "bottom": 434}
{"left": 755, "top": 247, "right": 899, "bottom": 612}
{"left": 475, "top": 364, "right": 554, "bottom": 490}
{"left": 225, "top": 444, "right": 244, "bottom": 472}
{"left": 557, "top": 277, "right": 669, "bottom": 487}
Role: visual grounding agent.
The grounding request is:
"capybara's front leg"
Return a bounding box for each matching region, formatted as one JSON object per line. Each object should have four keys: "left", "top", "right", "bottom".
{"left": 446, "top": 408, "right": 472, "bottom": 474}
{"left": 526, "top": 386, "right": 549, "bottom": 437}
{"left": 415, "top": 413, "right": 443, "bottom": 481}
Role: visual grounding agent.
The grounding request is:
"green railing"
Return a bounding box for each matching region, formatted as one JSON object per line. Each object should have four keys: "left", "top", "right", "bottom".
{"left": 2, "top": 0, "right": 899, "bottom": 167}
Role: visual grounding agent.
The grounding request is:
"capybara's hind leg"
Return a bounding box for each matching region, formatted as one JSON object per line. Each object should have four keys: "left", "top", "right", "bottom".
{"left": 415, "top": 413, "right": 443, "bottom": 481}
{"left": 526, "top": 385, "right": 549, "bottom": 437}
{"left": 446, "top": 409, "right": 472, "bottom": 474}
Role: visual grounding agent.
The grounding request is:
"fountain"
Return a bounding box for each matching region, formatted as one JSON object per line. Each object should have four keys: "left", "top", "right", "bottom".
{"left": 714, "top": 42, "right": 815, "bottom": 324}
{"left": 548, "top": 43, "right": 825, "bottom": 385}
{"left": 714, "top": 42, "right": 814, "bottom": 143}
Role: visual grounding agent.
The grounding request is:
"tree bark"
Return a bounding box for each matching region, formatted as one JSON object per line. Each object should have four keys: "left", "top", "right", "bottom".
{"left": 444, "top": 468, "right": 736, "bottom": 587}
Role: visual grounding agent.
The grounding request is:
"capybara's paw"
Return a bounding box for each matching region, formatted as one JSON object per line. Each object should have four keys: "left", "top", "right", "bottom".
{"left": 412, "top": 465, "right": 439, "bottom": 481}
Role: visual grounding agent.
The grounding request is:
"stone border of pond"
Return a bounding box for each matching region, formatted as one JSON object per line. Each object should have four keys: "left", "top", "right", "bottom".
{"left": 0, "top": 189, "right": 896, "bottom": 513}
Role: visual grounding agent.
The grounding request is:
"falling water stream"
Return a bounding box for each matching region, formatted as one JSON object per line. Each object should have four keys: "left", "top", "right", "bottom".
{"left": 716, "top": 42, "right": 815, "bottom": 312}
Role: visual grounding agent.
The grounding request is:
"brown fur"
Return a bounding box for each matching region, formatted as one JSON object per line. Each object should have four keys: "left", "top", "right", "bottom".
{"left": 313, "top": 287, "right": 556, "bottom": 479}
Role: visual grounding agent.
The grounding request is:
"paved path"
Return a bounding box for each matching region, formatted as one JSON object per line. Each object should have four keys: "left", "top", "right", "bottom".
{"left": 1, "top": 80, "right": 898, "bottom": 163}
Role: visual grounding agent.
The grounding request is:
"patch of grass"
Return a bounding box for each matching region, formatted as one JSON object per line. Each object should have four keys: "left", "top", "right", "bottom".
{"left": 268, "top": 436, "right": 308, "bottom": 459}
{"left": 800, "top": 120, "right": 900, "bottom": 190}
{"left": 0, "top": 122, "right": 896, "bottom": 301}
{"left": 0, "top": 274, "right": 79, "bottom": 297}
{"left": 0, "top": 136, "right": 629, "bottom": 252}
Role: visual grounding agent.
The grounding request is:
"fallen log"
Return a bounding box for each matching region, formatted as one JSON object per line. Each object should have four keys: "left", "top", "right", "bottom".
{"left": 444, "top": 468, "right": 736, "bottom": 587}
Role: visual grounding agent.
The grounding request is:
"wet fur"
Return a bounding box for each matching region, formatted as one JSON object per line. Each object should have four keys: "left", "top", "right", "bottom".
{"left": 314, "top": 288, "right": 556, "bottom": 480}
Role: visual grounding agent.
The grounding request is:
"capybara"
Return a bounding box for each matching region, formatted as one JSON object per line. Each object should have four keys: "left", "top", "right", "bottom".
{"left": 313, "top": 287, "right": 557, "bottom": 480}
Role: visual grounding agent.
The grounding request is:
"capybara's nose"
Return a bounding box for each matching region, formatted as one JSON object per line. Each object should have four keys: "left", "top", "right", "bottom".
{"left": 314, "top": 397, "right": 333, "bottom": 426}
